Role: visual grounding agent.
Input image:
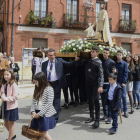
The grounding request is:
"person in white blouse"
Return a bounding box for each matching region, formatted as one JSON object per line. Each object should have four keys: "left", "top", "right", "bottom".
{"left": 35, "top": 47, "right": 48, "bottom": 74}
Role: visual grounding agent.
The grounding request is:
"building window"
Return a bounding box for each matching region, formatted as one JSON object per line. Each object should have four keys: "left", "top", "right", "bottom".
{"left": 34, "top": 0, "right": 47, "bottom": 18}
{"left": 121, "top": 43, "right": 132, "bottom": 53}
{"left": 122, "top": 4, "right": 131, "bottom": 24}
{"left": 96, "top": 3, "right": 101, "bottom": 22}
{"left": 67, "top": 0, "right": 78, "bottom": 21}
{"left": 32, "top": 38, "right": 47, "bottom": 48}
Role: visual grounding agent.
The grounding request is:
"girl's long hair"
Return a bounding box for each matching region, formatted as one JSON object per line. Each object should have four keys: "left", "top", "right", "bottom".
{"left": 33, "top": 72, "right": 50, "bottom": 101}
{"left": 126, "top": 54, "right": 134, "bottom": 71}
{"left": 1, "top": 68, "right": 16, "bottom": 86}
{"left": 134, "top": 54, "right": 140, "bottom": 69}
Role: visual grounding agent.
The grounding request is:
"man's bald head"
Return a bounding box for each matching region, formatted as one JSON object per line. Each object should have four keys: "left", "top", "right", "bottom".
{"left": 0, "top": 53, "right": 3, "bottom": 59}
{"left": 3, "top": 52, "right": 7, "bottom": 57}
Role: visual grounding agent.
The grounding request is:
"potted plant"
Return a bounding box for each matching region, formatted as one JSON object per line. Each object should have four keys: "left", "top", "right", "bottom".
{"left": 68, "top": 16, "right": 73, "bottom": 27}
{"left": 72, "top": 22, "right": 79, "bottom": 27}
{"left": 79, "top": 22, "right": 86, "bottom": 28}
{"left": 27, "top": 10, "right": 37, "bottom": 25}
{"left": 119, "top": 19, "right": 136, "bottom": 33}
{"left": 43, "top": 14, "right": 53, "bottom": 26}
{"left": 38, "top": 18, "right": 42, "bottom": 25}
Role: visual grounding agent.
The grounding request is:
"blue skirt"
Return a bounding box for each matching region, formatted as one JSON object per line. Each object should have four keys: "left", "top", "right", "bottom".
{"left": 30, "top": 110, "right": 56, "bottom": 132}
{"left": 0, "top": 101, "right": 19, "bottom": 121}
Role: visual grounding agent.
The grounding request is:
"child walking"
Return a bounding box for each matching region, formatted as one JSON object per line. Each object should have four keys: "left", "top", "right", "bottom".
{"left": 106, "top": 73, "right": 122, "bottom": 134}
{"left": 30, "top": 72, "right": 56, "bottom": 140}
{"left": 0, "top": 68, "right": 19, "bottom": 140}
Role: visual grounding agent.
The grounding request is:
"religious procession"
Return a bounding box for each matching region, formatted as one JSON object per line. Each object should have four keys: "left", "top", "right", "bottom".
{"left": 0, "top": 0, "right": 140, "bottom": 140}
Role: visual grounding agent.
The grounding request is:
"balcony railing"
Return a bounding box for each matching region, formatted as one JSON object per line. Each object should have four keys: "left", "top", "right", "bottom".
{"left": 27, "top": 11, "right": 55, "bottom": 27}
{"left": 119, "top": 19, "right": 136, "bottom": 33}
{"left": 63, "top": 14, "right": 112, "bottom": 31}
{"left": 63, "top": 14, "right": 96, "bottom": 29}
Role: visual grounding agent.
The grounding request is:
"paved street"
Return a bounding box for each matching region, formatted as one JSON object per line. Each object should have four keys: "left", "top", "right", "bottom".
{"left": 0, "top": 97, "right": 140, "bottom": 140}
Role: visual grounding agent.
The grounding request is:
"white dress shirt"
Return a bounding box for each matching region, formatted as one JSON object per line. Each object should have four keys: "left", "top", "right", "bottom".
{"left": 11, "top": 63, "right": 15, "bottom": 68}
{"left": 47, "top": 59, "right": 58, "bottom": 82}
{"left": 108, "top": 83, "right": 117, "bottom": 100}
{"left": 35, "top": 57, "right": 48, "bottom": 74}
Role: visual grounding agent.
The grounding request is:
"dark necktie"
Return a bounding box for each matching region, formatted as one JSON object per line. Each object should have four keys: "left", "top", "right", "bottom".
{"left": 5, "top": 84, "right": 8, "bottom": 96}
{"left": 47, "top": 61, "right": 53, "bottom": 81}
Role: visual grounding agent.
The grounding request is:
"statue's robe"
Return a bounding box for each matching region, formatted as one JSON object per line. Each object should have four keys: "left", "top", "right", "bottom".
{"left": 96, "top": 9, "right": 113, "bottom": 46}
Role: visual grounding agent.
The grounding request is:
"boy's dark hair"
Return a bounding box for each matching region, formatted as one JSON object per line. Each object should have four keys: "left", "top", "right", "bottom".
{"left": 48, "top": 48, "right": 56, "bottom": 55}
{"left": 117, "top": 50, "right": 123, "bottom": 55}
{"left": 108, "top": 73, "right": 117, "bottom": 80}
{"left": 104, "top": 48, "right": 110, "bottom": 52}
{"left": 91, "top": 46, "right": 99, "bottom": 52}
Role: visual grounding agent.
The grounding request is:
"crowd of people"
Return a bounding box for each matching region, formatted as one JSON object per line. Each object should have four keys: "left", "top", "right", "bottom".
{"left": 1, "top": 46, "right": 140, "bottom": 140}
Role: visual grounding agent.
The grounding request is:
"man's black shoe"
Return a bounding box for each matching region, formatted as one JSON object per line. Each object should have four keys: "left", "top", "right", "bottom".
{"left": 64, "top": 104, "right": 69, "bottom": 109}
{"left": 73, "top": 102, "right": 78, "bottom": 107}
{"left": 85, "top": 118, "right": 94, "bottom": 123}
{"left": 69, "top": 102, "right": 75, "bottom": 105}
{"left": 61, "top": 104, "right": 66, "bottom": 107}
{"left": 80, "top": 102, "right": 84, "bottom": 105}
{"left": 91, "top": 121, "right": 99, "bottom": 128}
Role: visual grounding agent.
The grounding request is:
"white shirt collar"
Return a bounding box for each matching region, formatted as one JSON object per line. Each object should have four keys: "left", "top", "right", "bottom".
{"left": 49, "top": 58, "right": 55, "bottom": 63}
{"left": 92, "top": 57, "right": 98, "bottom": 60}
{"left": 111, "top": 83, "right": 117, "bottom": 88}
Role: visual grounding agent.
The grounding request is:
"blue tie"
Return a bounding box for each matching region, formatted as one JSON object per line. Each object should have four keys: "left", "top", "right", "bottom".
{"left": 47, "top": 61, "right": 53, "bottom": 81}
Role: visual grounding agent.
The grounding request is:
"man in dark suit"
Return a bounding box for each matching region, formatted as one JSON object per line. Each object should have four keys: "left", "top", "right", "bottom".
{"left": 9, "top": 57, "right": 20, "bottom": 84}
{"left": 42, "top": 48, "right": 79, "bottom": 123}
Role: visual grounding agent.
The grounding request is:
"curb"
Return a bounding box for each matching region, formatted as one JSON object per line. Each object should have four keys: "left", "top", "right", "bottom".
{"left": 18, "top": 95, "right": 33, "bottom": 100}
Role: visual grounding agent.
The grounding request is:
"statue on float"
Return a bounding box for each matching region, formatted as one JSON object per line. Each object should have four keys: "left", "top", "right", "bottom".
{"left": 96, "top": 3, "right": 113, "bottom": 46}
{"left": 85, "top": 3, "right": 113, "bottom": 46}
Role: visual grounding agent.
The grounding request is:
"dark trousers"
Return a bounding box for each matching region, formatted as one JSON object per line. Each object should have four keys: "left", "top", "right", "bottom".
{"left": 101, "top": 84, "right": 110, "bottom": 117}
{"left": 109, "top": 100, "right": 119, "bottom": 130}
{"left": 32, "top": 68, "right": 36, "bottom": 82}
{"left": 66, "top": 74, "right": 73, "bottom": 102}
{"left": 85, "top": 80, "right": 100, "bottom": 121}
{"left": 62, "top": 80, "right": 69, "bottom": 104}
{"left": 49, "top": 81, "right": 61, "bottom": 122}
{"left": 78, "top": 74, "right": 85, "bottom": 102}
{"left": 71, "top": 75, "right": 79, "bottom": 102}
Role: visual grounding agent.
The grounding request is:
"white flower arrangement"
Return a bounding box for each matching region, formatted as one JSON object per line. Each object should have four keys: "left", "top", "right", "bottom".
{"left": 58, "top": 38, "right": 131, "bottom": 56}
{"left": 58, "top": 38, "right": 96, "bottom": 53}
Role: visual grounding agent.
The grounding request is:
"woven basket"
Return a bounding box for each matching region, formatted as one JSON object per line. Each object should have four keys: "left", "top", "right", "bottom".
{"left": 21, "top": 117, "right": 42, "bottom": 140}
